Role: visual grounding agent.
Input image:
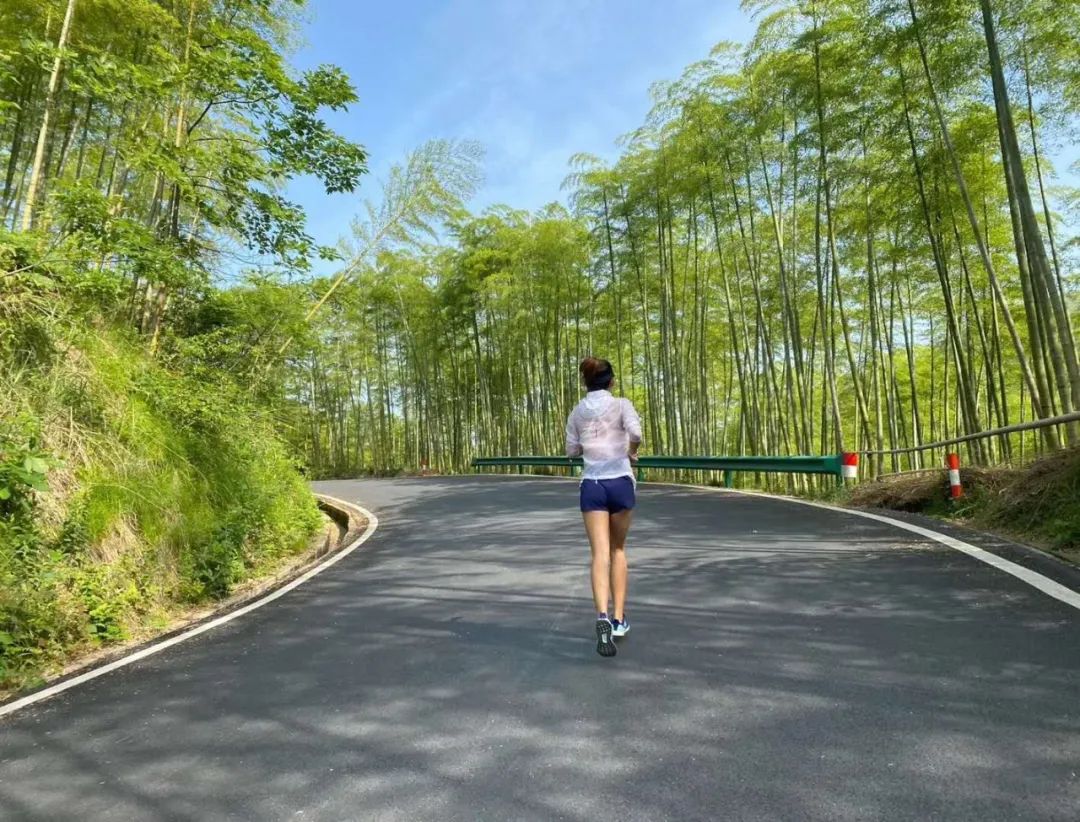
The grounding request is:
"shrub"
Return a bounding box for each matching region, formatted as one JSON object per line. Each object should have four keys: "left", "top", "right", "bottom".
{"left": 0, "top": 282, "right": 320, "bottom": 690}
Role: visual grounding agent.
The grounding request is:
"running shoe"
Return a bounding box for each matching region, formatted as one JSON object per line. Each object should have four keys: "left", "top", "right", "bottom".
{"left": 595, "top": 617, "right": 616, "bottom": 657}
{"left": 611, "top": 616, "right": 630, "bottom": 638}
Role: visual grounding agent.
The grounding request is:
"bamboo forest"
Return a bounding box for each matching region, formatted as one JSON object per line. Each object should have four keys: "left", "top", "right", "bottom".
{"left": 4, "top": 0, "right": 1078, "bottom": 482}
{"left": 295, "top": 0, "right": 1080, "bottom": 481}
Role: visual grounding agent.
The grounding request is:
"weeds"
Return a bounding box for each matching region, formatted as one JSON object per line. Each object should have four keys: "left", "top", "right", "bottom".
{"left": 0, "top": 270, "right": 320, "bottom": 691}
{"left": 846, "top": 448, "right": 1080, "bottom": 563}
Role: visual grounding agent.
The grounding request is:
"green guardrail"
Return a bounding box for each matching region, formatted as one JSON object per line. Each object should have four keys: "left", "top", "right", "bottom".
{"left": 471, "top": 454, "right": 844, "bottom": 487}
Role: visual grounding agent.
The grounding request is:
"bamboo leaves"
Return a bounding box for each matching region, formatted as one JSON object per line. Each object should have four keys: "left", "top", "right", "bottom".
{"left": 290, "top": 0, "right": 1079, "bottom": 478}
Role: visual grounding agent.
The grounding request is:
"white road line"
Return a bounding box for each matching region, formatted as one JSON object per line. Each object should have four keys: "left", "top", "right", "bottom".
{"left": 647, "top": 480, "right": 1080, "bottom": 612}
{"left": 0, "top": 495, "right": 379, "bottom": 719}
{"left": 474, "top": 472, "right": 1080, "bottom": 612}
{"left": 754, "top": 492, "right": 1080, "bottom": 611}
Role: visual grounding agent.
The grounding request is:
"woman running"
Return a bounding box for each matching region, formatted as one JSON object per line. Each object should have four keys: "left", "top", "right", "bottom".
{"left": 565, "top": 357, "right": 642, "bottom": 657}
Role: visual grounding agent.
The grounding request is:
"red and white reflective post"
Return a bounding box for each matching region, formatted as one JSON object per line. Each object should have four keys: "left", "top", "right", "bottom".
{"left": 946, "top": 452, "right": 962, "bottom": 498}
{"left": 841, "top": 452, "right": 859, "bottom": 482}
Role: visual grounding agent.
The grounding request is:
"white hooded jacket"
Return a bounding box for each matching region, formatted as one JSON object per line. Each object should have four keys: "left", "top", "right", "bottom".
{"left": 565, "top": 390, "right": 643, "bottom": 480}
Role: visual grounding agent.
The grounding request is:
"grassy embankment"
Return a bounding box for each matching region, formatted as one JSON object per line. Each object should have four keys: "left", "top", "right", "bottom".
{"left": 0, "top": 246, "right": 321, "bottom": 693}
{"left": 845, "top": 448, "right": 1080, "bottom": 565}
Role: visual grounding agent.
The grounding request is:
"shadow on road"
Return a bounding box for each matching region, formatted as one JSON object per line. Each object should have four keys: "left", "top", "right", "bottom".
{"left": 1, "top": 477, "right": 1077, "bottom": 821}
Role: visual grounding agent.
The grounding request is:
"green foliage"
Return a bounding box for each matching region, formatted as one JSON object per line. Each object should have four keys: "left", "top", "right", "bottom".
{"left": 1, "top": 0, "right": 368, "bottom": 293}
{"left": 0, "top": 0, "right": 360, "bottom": 692}
{"left": 849, "top": 448, "right": 1080, "bottom": 558}
{"left": 289, "top": 0, "right": 1080, "bottom": 488}
{"left": 974, "top": 449, "right": 1080, "bottom": 556}
{"left": 0, "top": 271, "right": 321, "bottom": 691}
{"left": 0, "top": 420, "right": 54, "bottom": 579}
{"left": 0, "top": 439, "right": 51, "bottom": 508}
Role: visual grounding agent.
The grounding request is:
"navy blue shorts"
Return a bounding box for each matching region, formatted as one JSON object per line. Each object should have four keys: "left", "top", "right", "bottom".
{"left": 580, "top": 476, "right": 636, "bottom": 513}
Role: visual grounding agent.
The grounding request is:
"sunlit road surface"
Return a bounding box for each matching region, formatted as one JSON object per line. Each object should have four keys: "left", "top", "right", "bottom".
{"left": 1, "top": 476, "right": 1078, "bottom": 821}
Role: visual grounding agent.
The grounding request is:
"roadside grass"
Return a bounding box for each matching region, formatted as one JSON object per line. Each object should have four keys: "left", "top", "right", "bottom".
{"left": 1, "top": 277, "right": 320, "bottom": 692}
{"left": 845, "top": 448, "right": 1080, "bottom": 565}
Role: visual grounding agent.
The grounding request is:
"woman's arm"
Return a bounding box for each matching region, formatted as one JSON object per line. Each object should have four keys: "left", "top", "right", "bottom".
{"left": 565, "top": 408, "right": 583, "bottom": 457}
{"left": 623, "top": 400, "right": 642, "bottom": 460}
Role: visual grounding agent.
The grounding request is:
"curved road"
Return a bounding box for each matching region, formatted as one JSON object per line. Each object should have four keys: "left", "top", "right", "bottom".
{"left": 1, "top": 476, "right": 1078, "bottom": 821}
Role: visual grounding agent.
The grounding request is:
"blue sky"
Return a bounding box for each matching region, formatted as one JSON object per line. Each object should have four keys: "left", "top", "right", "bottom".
{"left": 285, "top": 0, "right": 756, "bottom": 274}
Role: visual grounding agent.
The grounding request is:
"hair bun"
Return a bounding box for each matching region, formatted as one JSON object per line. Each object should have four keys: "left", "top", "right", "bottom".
{"left": 580, "top": 357, "right": 614, "bottom": 391}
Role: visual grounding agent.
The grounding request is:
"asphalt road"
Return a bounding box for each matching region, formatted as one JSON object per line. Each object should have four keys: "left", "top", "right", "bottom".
{"left": 1, "top": 476, "right": 1078, "bottom": 821}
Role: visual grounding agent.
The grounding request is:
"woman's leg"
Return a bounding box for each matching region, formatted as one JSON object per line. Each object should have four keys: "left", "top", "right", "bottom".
{"left": 609, "top": 509, "right": 633, "bottom": 620}
{"left": 583, "top": 511, "right": 612, "bottom": 614}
